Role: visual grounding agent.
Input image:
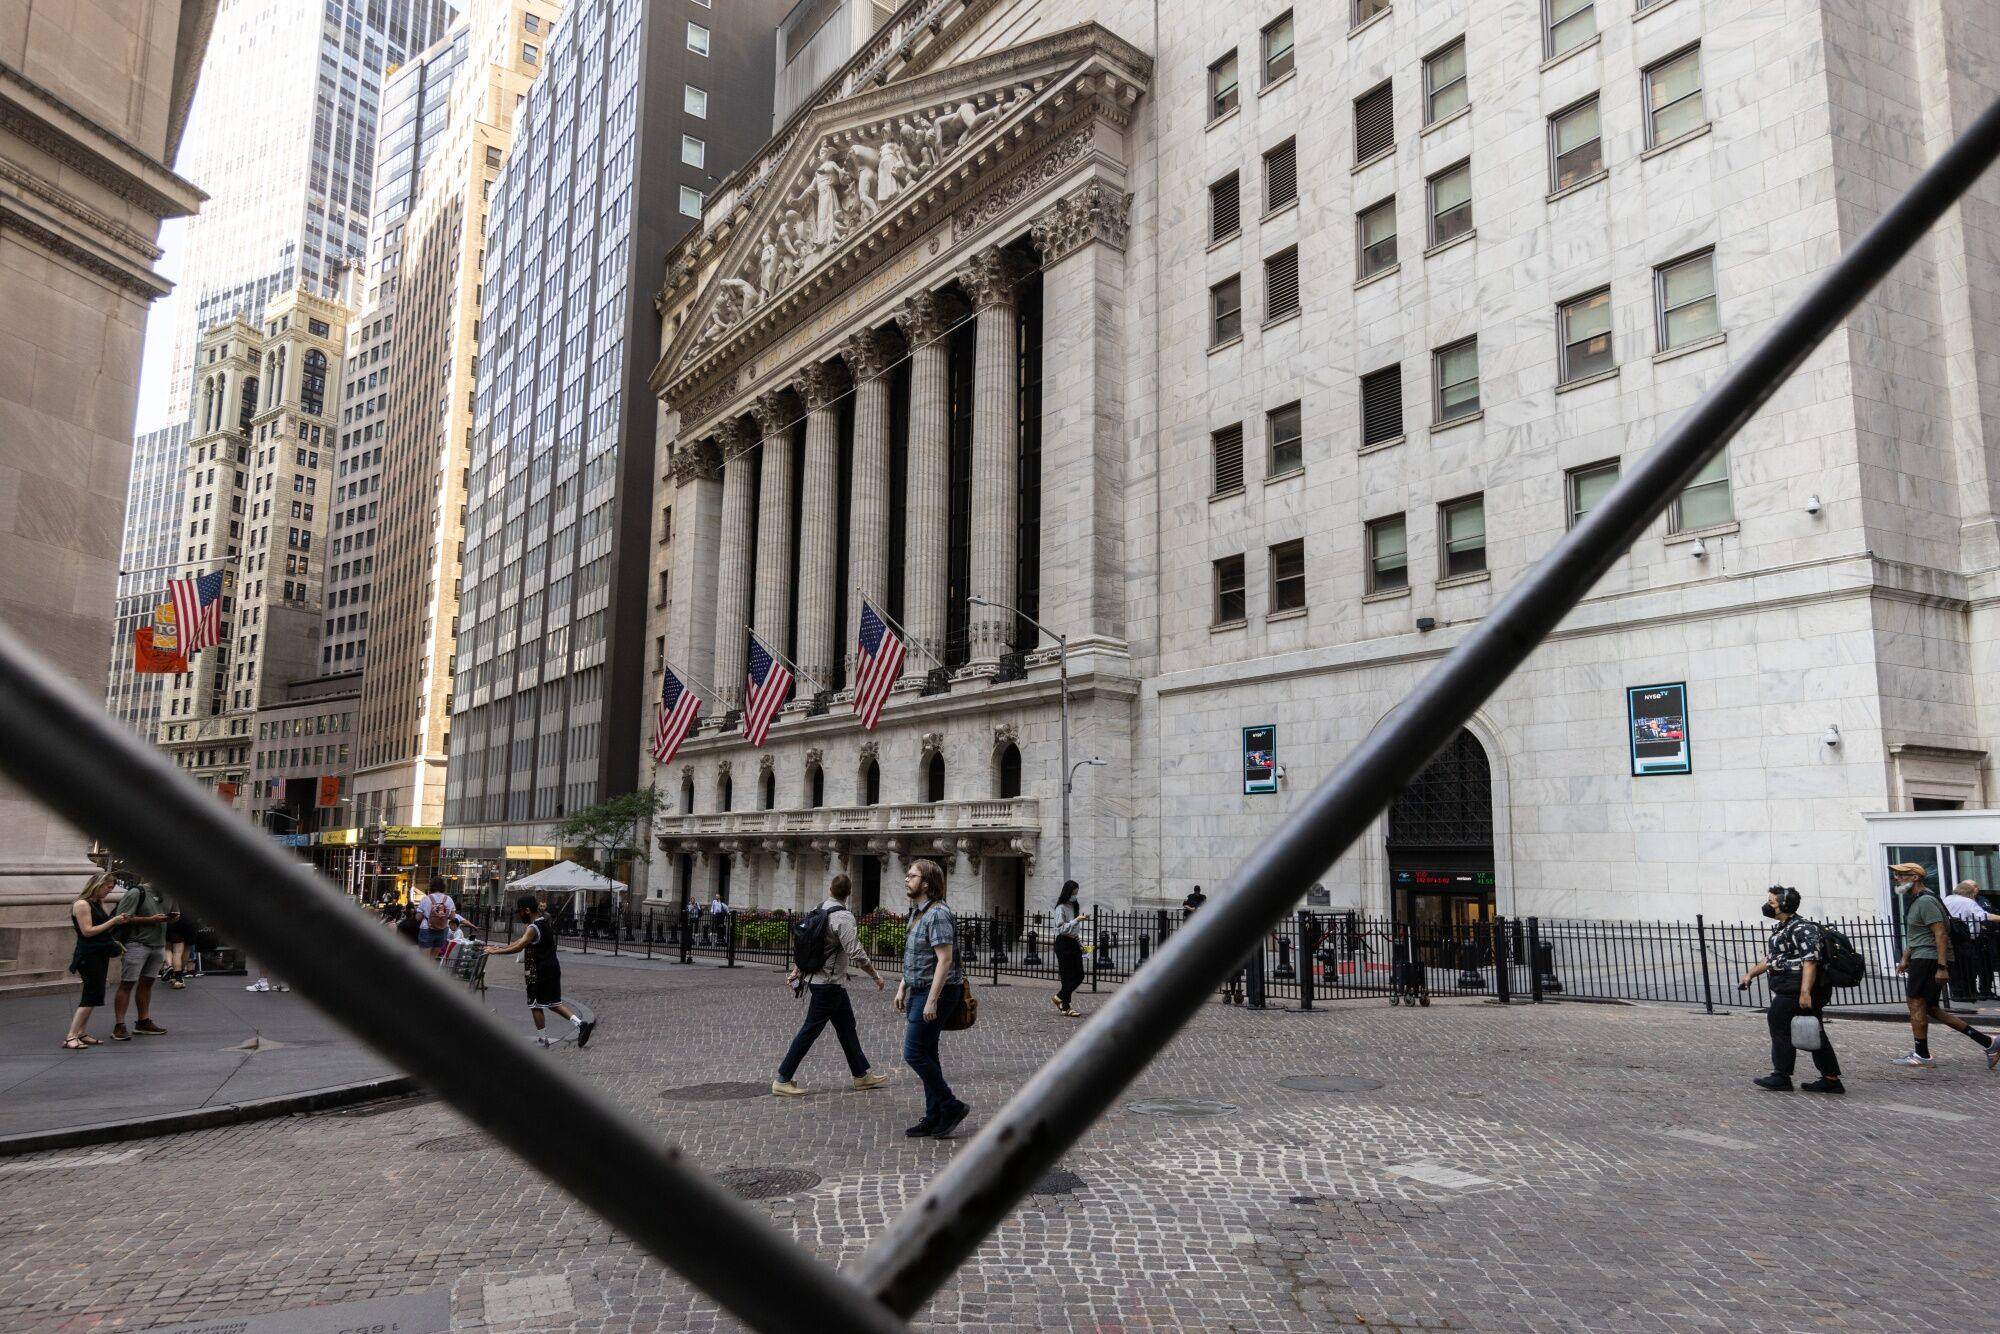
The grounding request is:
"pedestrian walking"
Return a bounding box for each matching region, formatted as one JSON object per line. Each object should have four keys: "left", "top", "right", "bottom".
{"left": 896, "top": 859, "right": 969, "bottom": 1139}
{"left": 1052, "top": 879, "right": 1089, "bottom": 1017}
{"left": 62, "top": 873, "right": 131, "bottom": 1050}
{"left": 162, "top": 899, "right": 196, "bottom": 988}
{"left": 1888, "top": 863, "right": 2000, "bottom": 1071}
{"left": 771, "top": 874, "right": 888, "bottom": 1097}
{"left": 110, "top": 874, "right": 172, "bottom": 1040}
{"left": 484, "top": 894, "right": 596, "bottom": 1048}
{"left": 415, "top": 876, "right": 469, "bottom": 958}
{"left": 1942, "top": 879, "right": 2000, "bottom": 1001}
{"left": 1738, "top": 885, "right": 1843, "bottom": 1094}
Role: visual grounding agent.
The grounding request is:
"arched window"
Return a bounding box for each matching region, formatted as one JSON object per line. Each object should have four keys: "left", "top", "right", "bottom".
{"left": 863, "top": 760, "right": 880, "bottom": 806}
{"left": 719, "top": 773, "right": 733, "bottom": 812}
{"left": 680, "top": 777, "right": 694, "bottom": 814}
{"left": 760, "top": 770, "right": 776, "bottom": 810}
{"left": 925, "top": 752, "right": 946, "bottom": 803}
{"left": 239, "top": 376, "right": 258, "bottom": 431}
{"left": 300, "top": 349, "right": 327, "bottom": 417}
{"left": 997, "top": 743, "right": 1022, "bottom": 798}
{"left": 807, "top": 763, "right": 824, "bottom": 808}
{"left": 202, "top": 377, "right": 216, "bottom": 432}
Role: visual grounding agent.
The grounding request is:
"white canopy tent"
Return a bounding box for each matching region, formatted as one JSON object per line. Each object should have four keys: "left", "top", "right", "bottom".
{"left": 508, "top": 860, "right": 627, "bottom": 922}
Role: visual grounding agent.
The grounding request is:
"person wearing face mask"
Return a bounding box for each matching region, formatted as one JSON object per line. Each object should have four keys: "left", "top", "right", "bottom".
{"left": 1738, "top": 885, "right": 1843, "bottom": 1094}
{"left": 1888, "top": 863, "right": 1999, "bottom": 1071}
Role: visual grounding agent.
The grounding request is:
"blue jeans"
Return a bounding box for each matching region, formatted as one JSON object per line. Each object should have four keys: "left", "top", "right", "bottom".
{"left": 902, "top": 982, "right": 963, "bottom": 1122}
{"left": 417, "top": 928, "right": 447, "bottom": 954}
{"left": 778, "top": 984, "right": 869, "bottom": 1081}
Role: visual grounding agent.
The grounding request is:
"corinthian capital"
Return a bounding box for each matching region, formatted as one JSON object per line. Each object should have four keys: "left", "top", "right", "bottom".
{"left": 1030, "top": 181, "right": 1134, "bottom": 266}
{"left": 667, "top": 438, "right": 721, "bottom": 487}
{"left": 955, "top": 247, "right": 1030, "bottom": 311}
{"left": 840, "top": 326, "right": 900, "bottom": 382}
{"left": 896, "top": 287, "right": 963, "bottom": 345}
{"left": 795, "top": 359, "right": 852, "bottom": 412}
{"left": 749, "top": 390, "right": 794, "bottom": 439}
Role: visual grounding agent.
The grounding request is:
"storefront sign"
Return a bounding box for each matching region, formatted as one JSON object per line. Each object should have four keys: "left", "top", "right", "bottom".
{"left": 271, "top": 833, "right": 311, "bottom": 847}
{"left": 1627, "top": 682, "right": 1692, "bottom": 776}
{"left": 1393, "top": 869, "right": 1497, "bottom": 889}
{"left": 319, "top": 827, "right": 361, "bottom": 846}
{"left": 505, "top": 844, "right": 560, "bottom": 860}
{"left": 1242, "top": 724, "right": 1278, "bottom": 795}
{"left": 384, "top": 825, "right": 442, "bottom": 843}
{"left": 316, "top": 775, "right": 340, "bottom": 808}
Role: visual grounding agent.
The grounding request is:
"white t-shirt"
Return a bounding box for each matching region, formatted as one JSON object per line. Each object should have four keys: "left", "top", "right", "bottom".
{"left": 1943, "top": 893, "right": 1987, "bottom": 932}
{"left": 418, "top": 892, "right": 457, "bottom": 929}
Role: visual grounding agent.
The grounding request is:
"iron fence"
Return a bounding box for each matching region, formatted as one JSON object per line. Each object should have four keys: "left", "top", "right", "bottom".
{"left": 2, "top": 82, "right": 1995, "bottom": 1334}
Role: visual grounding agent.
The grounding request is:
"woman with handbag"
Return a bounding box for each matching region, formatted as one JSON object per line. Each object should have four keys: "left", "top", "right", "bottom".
{"left": 1739, "top": 885, "right": 1843, "bottom": 1094}
{"left": 1052, "top": 880, "right": 1088, "bottom": 1017}
{"left": 895, "top": 858, "right": 971, "bottom": 1139}
{"left": 64, "top": 872, "right": 132, "bottom": 1050}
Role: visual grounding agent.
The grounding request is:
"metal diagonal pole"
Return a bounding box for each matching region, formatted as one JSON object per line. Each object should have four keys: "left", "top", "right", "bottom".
{"left": 0, "top": 620, "right": 903, "bottom": 1334}
{"left": 854, "top": 95, "right": 2000, "bottom": 1318}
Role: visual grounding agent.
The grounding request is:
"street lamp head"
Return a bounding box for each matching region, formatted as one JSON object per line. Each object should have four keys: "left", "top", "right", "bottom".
{"left": 1087, "top": 757, "right": 1106, "bottom": 767}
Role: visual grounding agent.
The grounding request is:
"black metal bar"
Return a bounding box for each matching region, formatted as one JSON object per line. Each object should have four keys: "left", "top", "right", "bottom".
{"left": 1493, "top": 917, "right": 1510, "bottom": 1005}
{"left": 1527, "top": 918, "right": 1543, "bottom": 1004}
{"left": 0, "top": 621, "right": 903, "bottom": 1334}
{"left": 1297, "top": 911, "right": 1314, "bottom": 1012}
{"left": 852, "top": 96, "right": 2000, "bottom": 1317}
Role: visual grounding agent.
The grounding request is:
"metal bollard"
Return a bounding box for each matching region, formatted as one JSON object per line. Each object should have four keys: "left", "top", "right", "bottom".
{"left": 1492, "top": 916, "right": 1510, "bottom": 1004}
{"left": 723, "top": 917, "right": 737, "bottom": 969}
{"left": 1527, "top": 917, "right": 1544, "bottom": 1003}
{"left": 1298, "top": 911, "right": 1315, "bottom": 1012}
{"left": 1247, "top": 937, "right": 1266, "bottom": 1009}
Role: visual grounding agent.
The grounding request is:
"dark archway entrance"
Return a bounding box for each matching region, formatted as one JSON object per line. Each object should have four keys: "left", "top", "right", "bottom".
{"left": 1386, "top": 728, "right": 1495, "bottom": 932}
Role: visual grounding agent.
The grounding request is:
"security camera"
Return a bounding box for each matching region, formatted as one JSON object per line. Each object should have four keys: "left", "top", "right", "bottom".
{"left": 1805, "top": 494, "right": 1822, "bottom": 516}
{"left": 1822, "top": 724, "right": 1841, "bottom": 748}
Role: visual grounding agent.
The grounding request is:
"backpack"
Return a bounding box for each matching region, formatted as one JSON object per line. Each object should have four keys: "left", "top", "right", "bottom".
{"left": 424, "top": 895, "right": 451, "bottom": 932}
{"left": 1818, "top": 925, "right": 1866, "bottom": 989}
{"left": 791, "top": 906, "right": 837, "bottom": 976}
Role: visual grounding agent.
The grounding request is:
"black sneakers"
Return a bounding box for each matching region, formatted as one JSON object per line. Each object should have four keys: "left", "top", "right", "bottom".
{"left": 1800, "top": 1077, "right": 1845, "bottom": 1094}
{"left": 576, "top": 1020, "right": 596, "bottom": 1049}
{"left": 904, "top": 1118, "right": 939, "bottom": 1138}
{"left": 931, "top": 1102, "right": 971, "bottom": 1138}
{"left": 1752, "top": 1073, "right": 1792, "bottom": 1091}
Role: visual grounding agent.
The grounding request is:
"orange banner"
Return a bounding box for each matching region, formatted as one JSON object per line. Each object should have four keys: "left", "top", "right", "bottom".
{"left": 317, "top": 775, "right": 340, "bottom": 808}
{"left": 133, "top": 626, "right": 186, "bottom": 674}
{"left": 216, "top": 782, "right": 238, "bottom": 803}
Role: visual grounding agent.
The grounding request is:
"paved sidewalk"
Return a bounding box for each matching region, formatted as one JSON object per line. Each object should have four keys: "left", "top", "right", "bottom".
{"left": 3, "top": 957, "right": 1998, "bottom": 1331}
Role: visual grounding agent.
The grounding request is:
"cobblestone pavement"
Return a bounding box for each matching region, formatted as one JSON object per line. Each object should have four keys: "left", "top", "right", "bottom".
{"left": 3, "top": 953, "right": 1996, "bottom": 1332}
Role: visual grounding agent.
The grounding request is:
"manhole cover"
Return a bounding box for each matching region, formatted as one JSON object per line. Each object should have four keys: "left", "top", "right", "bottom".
{"left": 1125, "top": 1097, "right": 1237, "bottom": 1117}
{"left": 660, "top": 1082, "right": 772, "bottom": 1102}
{"left": 417, "top": 1132, "right": 490, "bottom": 1153}
{"left": 714, "top": 1167, "right": 821, "bottom": 1199}
{"left": 1029, "top": 1169, "right": 1085, "bottom": 1196}
{"left": 1277, "top": 1075, "right": 1384, "bottom": 1093}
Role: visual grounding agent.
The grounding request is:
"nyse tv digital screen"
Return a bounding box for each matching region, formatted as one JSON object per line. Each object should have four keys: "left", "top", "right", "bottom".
{"left": 1627, "top": 682, "right": 1691, "bottom": 776}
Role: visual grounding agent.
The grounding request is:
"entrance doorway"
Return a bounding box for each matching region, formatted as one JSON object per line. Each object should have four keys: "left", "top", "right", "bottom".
{"left": 1387, "top": 729, "right": 1496, "bottom": 930}
{"left": 858, "top": 855, "right": 881, "bottom": 914}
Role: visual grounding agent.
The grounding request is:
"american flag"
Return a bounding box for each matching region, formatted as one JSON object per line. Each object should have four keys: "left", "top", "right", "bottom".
{"left": 852, "top": 601, "right": 905, "bottom": 731}
{"left": 652, "top": 666, "right": 701, "bottom": 765}
{"left": 167, "top": 570, "right": 225, "bottom": 654}
{"left": 742, "top": 633, "right": 792, "bottom": 747}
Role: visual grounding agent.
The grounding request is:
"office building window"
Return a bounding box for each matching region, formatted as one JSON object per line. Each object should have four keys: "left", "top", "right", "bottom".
{"left": 679, "top": 186, "right": 704, "bottom": 217}
{"left": 1262, "top": 12, "right": 1295, "bottom": 85}
{"left": 1214, "top": 554, "right": 1246, "bottom": 623}
{"left": 1357, "top": 197, "right": 1397, "bottom": 277}
{"left": 1211, "top": 172, "right": 1241, "bottom": 243}
{"left": 1655, "top": 250, "right": 1719, "bottom": 350}
{"left": 1424, "top": 39, "right": 1467, "bottom": 124}
{"left": 1209, "top": 51, "right": 1240, "bottom": 121}
{"left": 682, "top": 134, "right": 705, "bottom": 167}
{"left": 1361, "top": 365, "right": 1402, "bottom": 446}
{"left": 1367, "top": 516, "right": 1408, "bottom": 593}
{"left": 1267, "top": 401, "right": 1303, "bottom": 475}
{"left": 1265, "top": 247, "right": 1300, "bottom": 321}
{"left": 687, "top": 22, "right": 710, "bottom": 55}
{"left": 1211, "top": 276, "right": 1243, "bottom": 345}
{"left": 1645, "top": 47, "right": 1704, "bottom": 147}
{"left": 1433, "top": 338, "right": 1480, "bottom": 422}
{"left": 1355, "top": 0, "right": 1391, "bottom": 24}
{"left": 1568, "top": 460, "right": 1620, "bottom": 527}
{"left": 1270, "top": 539, "right": 1307, "bottom": 612}
{"left": 1550, "top": 97, "right": 1603, "bottom": 191}
{"left": 521, "top": 42, "right": 538, "bottom": 64}
{"left": 684, "top": 85, "right": 708, "bottom": 118}
{"left": 1212, "top": 422, "right": 1245, "bottom": 494}
{"left": 1428, "top": 161, "right": 1472, "bottom": 246}
{"left": 1559, "top": 288, "right": 1614, "bottom": 382}
{"left": 1354, "top": 82, "right": 1394, "bottom": 163}
{"left": 1264, "top": 138, "right": 1297, "bottom": 212}
{"left": 1546, "top": 0, "right": 1594, "bottom": 59}
{"left": 1440, "top": 496, "right": 1487, "bottom": 577}
{"left": 1673, "top": 452, "right": 1733, "bottom": 531}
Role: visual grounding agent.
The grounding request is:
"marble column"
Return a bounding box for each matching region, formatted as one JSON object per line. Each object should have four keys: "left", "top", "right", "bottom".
{"left": 749, "top": 391, "right": 797, "bottom": 664}
{"left": 711, "top": 418, "right": 757, "bottom": 716}
{"left": 957, "top": 248, "right": 1027, "bottom": 667}
{"left": 667, "top": 435, "right": 723, "bottom": 709}
{"left": 794, "top": 360, "right": 849, "bottom": 699}
{"left": 842, "top": 327, "right": 897, "bottom": 680}
{"left": 895, "top": 290, "right": 959, "bottom": 679}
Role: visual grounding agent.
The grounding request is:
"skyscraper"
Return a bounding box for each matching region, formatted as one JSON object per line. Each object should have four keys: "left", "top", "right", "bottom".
{"left": 104, "top": 423, "right": 192, "bottom": 738}
{"left": 443, "top": 0, "right": 792, "bottom": 873}
{"left": 351, "top": 0, "right": 562, "bottom": 830}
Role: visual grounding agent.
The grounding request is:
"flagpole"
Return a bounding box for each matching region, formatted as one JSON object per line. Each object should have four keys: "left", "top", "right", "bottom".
{"left": 743, "top": 625, "right": 829, "bottom": 698}
{"left": 858, "top": 595, "right": 946, "bottom": 672}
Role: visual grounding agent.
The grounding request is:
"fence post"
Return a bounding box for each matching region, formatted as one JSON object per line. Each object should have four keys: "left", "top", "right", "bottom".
{"left": 1493, "top": 916, "right": 1511, "bottom": 1004}
{"left": 1090, "top": 922, "right": 1100, "bottom": 993}
{"left": 1247, "top": 935, "right": 1266, "bottom": 1009}
{"left": 723, "top": 914, "right": 737, "bottom": 969}
{"left": 1527, "top": 918, "right": 1544, "bottom": 1003}
{"left": 1696, "top": 913, "right": 1715, "bottom": 1015}
{"left": 679, "top": 907, "right": 694, "bottom": 964}
{"left": 992, "top": 921, "right": 1001, "bottom": 987}
{"left": 1298, "top": 911, "right": 1314, "bottom": 1012}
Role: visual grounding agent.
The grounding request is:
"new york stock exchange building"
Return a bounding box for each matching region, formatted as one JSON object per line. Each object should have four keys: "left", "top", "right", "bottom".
{"left": 641, "top": 0, "right": 2000, "bottom": 930}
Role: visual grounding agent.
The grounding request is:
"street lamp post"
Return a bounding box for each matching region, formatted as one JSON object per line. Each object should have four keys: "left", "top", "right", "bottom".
{"left": 967, "top": 595, "right": 1104, "bottom": 883}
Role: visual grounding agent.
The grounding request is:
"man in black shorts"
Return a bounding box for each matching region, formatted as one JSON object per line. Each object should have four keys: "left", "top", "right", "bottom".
{"left": 1889, "top": 863, "right": 1999, "bottom": 1072}
{"left": 484, "top": 894, "right": 595, "bottom": 1048}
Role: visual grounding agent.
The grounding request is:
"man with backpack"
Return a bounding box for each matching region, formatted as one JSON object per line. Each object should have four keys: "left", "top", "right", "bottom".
{"left": 1738, "top": 885, "right": 1843, "bottom": 1093}
{"left": 415, "top": 876, "right": 468, "bottom": 958}
{"left": 772, "top": 874, "right": 888, "bottom": 1097}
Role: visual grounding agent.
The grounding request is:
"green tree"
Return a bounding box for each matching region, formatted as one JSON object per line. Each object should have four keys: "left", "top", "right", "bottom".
{"left": 555, "top": 786, "right": 664, "bottom": 878}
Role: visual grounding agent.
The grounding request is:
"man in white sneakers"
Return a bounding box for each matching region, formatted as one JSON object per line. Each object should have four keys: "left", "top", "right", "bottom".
{"left": 773, "top": 874, "right": 888, "bottom": 1097}
{"left": 1890, "top": 863, "right": 2000, "bottom": 1072}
